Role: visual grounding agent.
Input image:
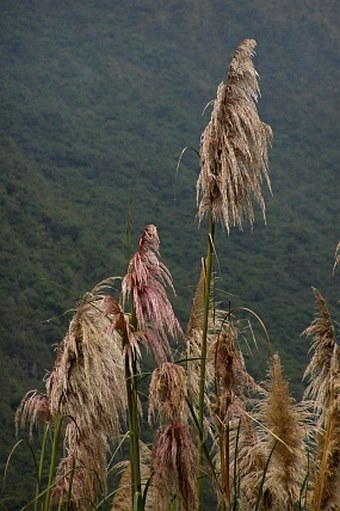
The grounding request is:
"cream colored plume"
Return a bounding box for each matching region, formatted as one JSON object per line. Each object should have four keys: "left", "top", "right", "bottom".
{"left": 197, "top": 38, "right": 272, "bottom": 233}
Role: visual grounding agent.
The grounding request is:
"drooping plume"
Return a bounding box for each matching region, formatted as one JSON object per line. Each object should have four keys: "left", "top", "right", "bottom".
{"left": 197, "top": 38, "right": 272, "bottom": 233}
{"left": 148, "top": 362, "right": 187, "bottom": 425}
{"left": 303, "top": 287, "right": 338, "bottom": 425}
{"left": 122, "top": 224, "right": 183, "bottom": 363}
{"left": 152, "top": 422, "right": 198, "bottom": 511}
{"left": 47, "top": 291, "right": 127, "bottom": 442}
{"left": 16, "top": 288, "right": 127, "bottom": 508}
{"left": 208, "top": 321, "right": 260, "bottom": 424}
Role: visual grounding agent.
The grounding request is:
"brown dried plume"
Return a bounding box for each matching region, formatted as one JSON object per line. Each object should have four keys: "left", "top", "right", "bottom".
{"left": 148, "top": 362, "right": 187, "bottom": 424}
{"left": 257, "top": 354, "right": 309, "bottom": 510}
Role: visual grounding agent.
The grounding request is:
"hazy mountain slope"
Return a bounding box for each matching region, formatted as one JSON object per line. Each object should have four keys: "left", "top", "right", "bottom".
{"left": 0, "top": 0, "right": 339, "bottom": 506}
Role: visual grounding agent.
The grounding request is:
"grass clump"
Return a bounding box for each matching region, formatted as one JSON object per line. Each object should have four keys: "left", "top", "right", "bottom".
{"left": 5, "top": 39, "right": 339, "bottom": 511}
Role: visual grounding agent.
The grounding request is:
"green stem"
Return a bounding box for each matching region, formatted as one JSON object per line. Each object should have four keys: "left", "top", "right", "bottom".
{"left": 131, "top": 356, "right": 142, "bottom": 498}
{"left": 34, "top": 424, "right": 49, "bottom": 511}
{"left": 125, "top": 352, "right": 142, "bottom": 511}
{"left": 197, "top": 213, "right": 215, "bottom": 511}
{"left": 65, "top": 456, "right": 76, "bottom": 509}
{"left": 44, "top": 415, "right": 62, "bottom": 511}
{"left": 124, "top": 306, "right": 143, "bottom": 511}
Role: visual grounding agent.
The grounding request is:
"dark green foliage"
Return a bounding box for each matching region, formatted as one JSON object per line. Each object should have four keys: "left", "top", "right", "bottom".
{"left": 0, "top": 1, "right": 339, "bottom": 508}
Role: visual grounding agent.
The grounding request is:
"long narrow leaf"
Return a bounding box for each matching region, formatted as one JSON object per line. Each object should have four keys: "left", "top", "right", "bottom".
{"left": 2, "top": 439, "right": 24, "bottom": 490}
{"left": 34, "top": 424, "right": 50, "bottom": 511}
{"left": 44, "top": 415, "right": 62, "bottom": 511}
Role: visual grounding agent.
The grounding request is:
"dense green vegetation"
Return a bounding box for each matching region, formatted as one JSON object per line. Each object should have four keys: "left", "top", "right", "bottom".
{"left": 0, "top": 1, "right": 339, "bottom": 507}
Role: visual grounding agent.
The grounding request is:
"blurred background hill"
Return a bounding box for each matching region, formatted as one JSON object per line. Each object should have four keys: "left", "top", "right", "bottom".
{"left": 0, "top": 0, "right": 339, "bottom": 507}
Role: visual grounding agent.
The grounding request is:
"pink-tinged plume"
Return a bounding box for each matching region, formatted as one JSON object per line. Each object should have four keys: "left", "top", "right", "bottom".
{"left": 152, "top": 422, "right": 198, "bottom": 511}
{"left": 122, "top": 224, "right": 183, "bottom": 363}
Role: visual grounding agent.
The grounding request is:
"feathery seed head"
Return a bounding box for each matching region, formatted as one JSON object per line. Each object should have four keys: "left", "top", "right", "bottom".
{"left": 47, "top": 293, "right": 127, "bottom": 438}
{"left": 148, "top": 362, "right": 187, "bottom": 424}
{"left": 15, "top": 390, "right": 51, "bottom": 437}
{"left": 257, "top": 354, "right": 309, "bottom": 509}
{"left": 313, "top": 369, "right": 340, "bottom": 511}
{"left": 303, "top": 287, "right": 338, "bottom": 425}
{"left": 52, "top": 422, "right": 108, "bottom": 509}
{"left": 316, "top": 370, "right": 340, "bottom": 510}
{"left": 122, "top": 224, "right": 183, "bottom": 363}
{"left": 307, "top": 303, "right": 340, "bottom": 511}
{"left": 152, "top": 422, "right": 198, "bottom": 511}
{"left": 18, "top": 288, "right": 128, "bottom": 508}
{"left": 49, "top": 293, "right": 127, "bottom": 506}
{"left": 197, "top": 38, "right": 272, "bottom": 233}
{"left": 210, "top": 326, "right": 237, "bottom": 423}
{"left": 229, "top": 416, "right": 267, "bottom": 509}
{"left": 209, "top": 322, "right": 259, "bottom": 424}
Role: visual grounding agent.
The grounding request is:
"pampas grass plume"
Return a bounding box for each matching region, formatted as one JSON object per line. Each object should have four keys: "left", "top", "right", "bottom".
{"left": 148, "top": 362, "right": 187, "bottom": 424}
{"left": 197, "top": 38, "right": 272, "bottom": 233}
{"left": 303, "top": 287, "right": 337, "bottom": 425}
{"left": 257, "top": 354, "right": 309, "bottom": 510}
{"left": 152, "top": 422, "right": 198, "bottom": 511}
{"left": 122, "top": 224, "right": 183, "bottom": 363}
{"left": 304, "top": 288, "right": 340, "bottom": 511}
{"left": 16, "top": 288, "right": 127, "bottom": 507}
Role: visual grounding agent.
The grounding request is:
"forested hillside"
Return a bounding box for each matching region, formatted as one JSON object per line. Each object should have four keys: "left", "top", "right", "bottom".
{"left": 1, "top": 0, "right": 339, "bottom": 507}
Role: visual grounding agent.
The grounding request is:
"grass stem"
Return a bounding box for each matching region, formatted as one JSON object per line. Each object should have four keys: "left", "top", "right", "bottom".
{"left": 197, "top": 213, "right": 215, "bottom": 511}
{"left": 34, "top": 424, "right": 49, "bottom": 511}
{"left": 44, "top": 414, "right": 62, "bottom": 511}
